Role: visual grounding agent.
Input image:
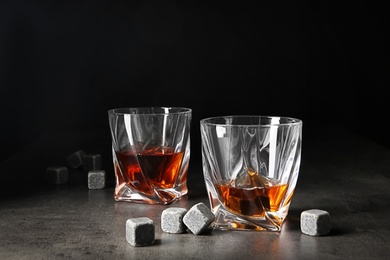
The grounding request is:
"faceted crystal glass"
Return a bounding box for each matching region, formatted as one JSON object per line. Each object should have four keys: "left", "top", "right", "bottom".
{"left": 108, "top": 107, "right": 191, "bottom": 204}
{"left": 200, "top": 116, "right": 302, "bottom": 231}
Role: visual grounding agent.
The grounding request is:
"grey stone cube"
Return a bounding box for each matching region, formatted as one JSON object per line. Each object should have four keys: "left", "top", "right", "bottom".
{"left": 301, "top": 209, "right": 331, "bottom": 236}
{"left": 83, "top": 154, "right": 101, "bottom": 171}
{"left": 183, "top": 202, "right": 214, "bottom": 235}
{"left": 67, "top": 150, "right": 85, "bottom": 169}
{"left": 88, "top": 170, "right": 106, "bottom": 189}
{"left": 126, "top": 217, "right": 155, "bottom": 247}
{"left": 46, "top": 166, "right": 68, "bottom": 184}
{"left": 161, "top": 207, "right": 188, "bottom": 234}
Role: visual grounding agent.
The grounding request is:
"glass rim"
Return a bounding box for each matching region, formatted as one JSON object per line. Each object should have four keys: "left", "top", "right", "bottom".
{"left": 108, "top": 107, "right": 192, "bottom": 116}
{"left": 200, "top": 115, "right": 302, "bottom": 127}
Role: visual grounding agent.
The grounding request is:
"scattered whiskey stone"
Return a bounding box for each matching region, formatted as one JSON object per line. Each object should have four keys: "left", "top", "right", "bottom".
{"left": 183, "top": 202, "right": 215, "bottom": 235}
{"left": 83, "top": 154, "right": 101, "bottom": 171}
{"left": 67, "top": 150, "right": 85, "bottom": 169}
{"left": 161, "top": 207, "right": 188, "bottom": 234}
{"left": 46, "top": 166, "right": 68, "bottom": 184}
{"left": 301, "top": 209, "right": 331, "bottom": 236}
{"left": 126, "top": 217, "right": 155, "bottom": 247}
{"left": 88, "top": 170, "right": 106, "bottom": 189}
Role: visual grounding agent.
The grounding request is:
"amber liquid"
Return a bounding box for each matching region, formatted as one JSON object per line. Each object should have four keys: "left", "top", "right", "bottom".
{"left": 215, "top": 182, "right": 288, "bottom": 218}
{"left": 115, "top": 149, "right": 185, "bottom": 196}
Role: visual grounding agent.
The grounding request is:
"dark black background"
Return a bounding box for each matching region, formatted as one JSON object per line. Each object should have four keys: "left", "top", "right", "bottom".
{"left": 1, "top": 1, "right": 389, "bottom": 170}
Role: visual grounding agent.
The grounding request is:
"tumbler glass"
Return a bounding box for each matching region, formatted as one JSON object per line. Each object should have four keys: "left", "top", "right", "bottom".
{"left": 200, "top": 116, "right": 302, "bottom": 231}
{"left": 108, "top": 107, "right": 191, "bottom": 204}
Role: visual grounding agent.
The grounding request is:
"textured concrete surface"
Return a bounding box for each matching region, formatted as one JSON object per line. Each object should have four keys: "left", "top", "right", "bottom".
{"left": 1, "top": 127, "right": 390, "bottom": 259}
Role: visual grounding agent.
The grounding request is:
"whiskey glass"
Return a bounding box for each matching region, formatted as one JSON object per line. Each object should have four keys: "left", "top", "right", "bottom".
{"left": 200, "top": 116, "right": 302, "bottom": 231}
{"left": 108, "top": 107, "right": 191, "bottom": 204}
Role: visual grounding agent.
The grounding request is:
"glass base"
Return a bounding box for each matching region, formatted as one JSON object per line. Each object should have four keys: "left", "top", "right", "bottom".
{"left": 114, "top": 182, "right": 188, "bottom": 205}
{"left": 211, "top": 206, "right": 286, "bottom": 232}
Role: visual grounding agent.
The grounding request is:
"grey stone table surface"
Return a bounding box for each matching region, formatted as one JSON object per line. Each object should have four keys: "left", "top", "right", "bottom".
{"left": 1, "top": 127, "right": 390, "bottom": 259}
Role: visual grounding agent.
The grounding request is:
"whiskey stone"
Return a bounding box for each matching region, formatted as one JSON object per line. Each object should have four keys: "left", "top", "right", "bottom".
{"left": 126, "top": 217, "right": 155, "bottom": 247}
{"left": 301, "top": 209, "right": 331, "bottom": 236}
{"left": 88, "top": 170, "right": 106, "bottom": 189}
{"left": 46, "top": 166, "right": 68, "bottom": 184}
{"left": 183, "top": 202, "right": 215, "bottom": 235}
{"left": 83, "top": 154, "right": 101, "bottom": 171}
{"left": 67, "top": 150, "right": 85, "bottom": 169}
{"left": 161, "top": 207, "right": 188, "bottom": 234}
